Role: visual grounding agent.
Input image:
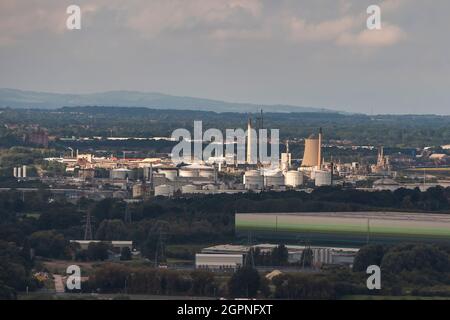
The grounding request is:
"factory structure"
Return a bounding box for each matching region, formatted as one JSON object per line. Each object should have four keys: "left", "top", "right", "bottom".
{"left": 195, "top": 244, "right": 358, "bottom": 271}
{"left": 41, "top": 117, "right": 329, "bottom": 199}
{"left": 38, "top": 113, "right": 450, "bottom": 200}
{"left": 39, "top": 122, "right": 399, "bottom": 200}
{"left": 241, "top": 123, "right": 332, "bottom": 190}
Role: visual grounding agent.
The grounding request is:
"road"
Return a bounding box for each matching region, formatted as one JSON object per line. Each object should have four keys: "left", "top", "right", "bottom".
{"left": 53, "top": 274, "right": 65, "bottom": 293}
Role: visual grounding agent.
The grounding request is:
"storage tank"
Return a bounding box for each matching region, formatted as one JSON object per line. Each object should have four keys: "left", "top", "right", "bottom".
{"left": 179, "top": 168, "right": 198, "bottom": 178}
{"left": 315, "top": 170, "right": 332, "bottom": 187}
{"left": 154, "top": 184, "right": 174, "bottom": 197}
{"left": 264, "top": 170, "right": 285, "bottom": 188}
{"left": 181, "top": 184, "right": 198, "bottom": 194}
{"left": 110, "top": 168, "right": 133, "bottom": 180}
{"left": 244, "top": 170, "right": 264, "bottom": 190}
{"left": 285, "top": 171, "right": 304, "bottom": 188}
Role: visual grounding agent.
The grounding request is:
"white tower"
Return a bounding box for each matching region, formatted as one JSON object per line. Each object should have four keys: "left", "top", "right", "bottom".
{"left": 247, "top": 117, "right": 253, "bottom": 164}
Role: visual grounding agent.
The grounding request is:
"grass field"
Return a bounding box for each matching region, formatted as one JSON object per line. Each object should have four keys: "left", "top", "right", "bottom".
{"left": 236, "top": 212, "right": 450, "bottom": 245}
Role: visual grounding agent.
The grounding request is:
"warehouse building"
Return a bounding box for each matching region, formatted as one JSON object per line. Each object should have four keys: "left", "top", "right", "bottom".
{"left": 195, "top": 253, "right": 244, "bottom": 271}
{"left": 201, "top": 244, "right": 358, "bottom": 266}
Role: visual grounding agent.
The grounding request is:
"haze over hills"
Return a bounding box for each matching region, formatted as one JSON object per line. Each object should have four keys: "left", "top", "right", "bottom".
{"left": 0, "top": 88, "right": 339, "bottom": 114}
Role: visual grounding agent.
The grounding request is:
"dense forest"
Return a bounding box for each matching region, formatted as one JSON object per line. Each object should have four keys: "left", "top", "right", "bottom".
{"left": 1, "top": 107, "right": 450, "bottom": 148}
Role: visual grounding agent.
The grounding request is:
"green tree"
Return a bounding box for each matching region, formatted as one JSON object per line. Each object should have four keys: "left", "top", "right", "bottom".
{"left": 120, "top": 247, "right": 132, "bottom": 261}
{"left": 190, "top": 270, "right": 215, "bottom": 296}
{"left": 96, "top": 219, "right": 128, "bottom": 241}
{"left": 381, "top": 244, "right": 449, "bottom": 274}
{"left": 353, "top": 244, "right": 386, "bottom": 272}
{"left": 228, "top": 267, "right": 260, "bottom": 298}
{"left": 86, "top": 242, "right": 110, "bottom": 261}
{"left": 271, "top": 244, "right": 289, "bottom": 266}
{"left": 0, "top": 283, "right": 16, "bottom": 300}
{"left": 29, "top": 230, "right": 67, "bottom": 258}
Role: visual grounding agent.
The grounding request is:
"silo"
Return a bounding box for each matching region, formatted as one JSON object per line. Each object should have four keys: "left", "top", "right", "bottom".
{"left": 244, "top": 170, "right": 264, "bottom": 190}
{"left": 315, "top": 170, "right": 332, "bottom": 187}
{"left": 154, "top": 184, "right": 174, "bottom": 197}
{"left": 22, "top": 165, "right": 27, "bottom": 178}
{"left": 13, "top": 167, "right": 18, "bottom": 178}
{"left": 285, "top": 171, "right": 304, "bottom": 188}
{"left": 264, "top": 171, "right": 285, "bottom": 188}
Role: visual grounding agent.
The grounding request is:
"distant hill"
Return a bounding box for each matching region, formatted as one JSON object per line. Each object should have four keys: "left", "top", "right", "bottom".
{"left": 0, "top": 88, "right": 339, "bottom": 113}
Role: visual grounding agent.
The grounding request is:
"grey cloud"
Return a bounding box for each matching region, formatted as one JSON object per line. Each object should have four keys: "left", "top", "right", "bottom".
{"left": 0, "top": 0, "right": 449, "bottom": 114}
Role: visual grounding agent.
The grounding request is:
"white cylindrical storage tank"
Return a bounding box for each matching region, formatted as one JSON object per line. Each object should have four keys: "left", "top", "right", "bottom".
{"left": 181, "top": 184, "right": 198, "bottom": 194}
{"left": 17, "top": 167, "right": 22, "bottom": 178}
{"left": 285, "top": 171, "right": 304, "bottom": 188}
{"left": 154, "top": 184, "right": 174, "bottom": 197}
{"left": 244, "top": 170, "right": 264, "bottom": 190}
{"left": 264, "top": 171, "right": 284, "bottom": 188}
{"left": 13, "top": 167, "right": 18, "bottom": 178}
{"left": 179, "top": 168, "right": 198, "bottom": 178}
{"left": 159, "top": 169, "right": 178, "bottom": 181}
{"left": 22, "top": 165, "right": 27, "bottom": 178}
{"left": 315, "top": 170, "right": 332, "bottom": 187}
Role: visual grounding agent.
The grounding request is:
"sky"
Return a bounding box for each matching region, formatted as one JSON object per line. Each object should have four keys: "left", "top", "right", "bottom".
{"left": 0, "top": 0, "right": 449, "bottom": 114}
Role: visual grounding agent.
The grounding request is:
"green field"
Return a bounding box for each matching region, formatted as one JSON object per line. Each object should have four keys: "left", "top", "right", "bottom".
{"left": 236, "top": 212, "right": 450, "bottom": 245}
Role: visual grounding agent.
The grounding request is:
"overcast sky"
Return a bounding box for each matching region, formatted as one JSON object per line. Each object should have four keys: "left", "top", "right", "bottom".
{"left": 0, "top": 0, "right": 449, "bottom": 114}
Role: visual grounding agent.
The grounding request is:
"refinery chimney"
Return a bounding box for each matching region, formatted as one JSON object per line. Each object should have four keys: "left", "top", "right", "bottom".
{"left": 247, "top": 117, "right": 253, "bottom": 164}
{"left": 318, "top": 128, "right": 323, "bottom": 168}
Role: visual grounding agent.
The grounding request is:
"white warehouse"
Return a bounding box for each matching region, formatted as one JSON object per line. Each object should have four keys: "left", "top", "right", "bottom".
{"left": 195, "top": 253, "right": 244, "bottom": 271}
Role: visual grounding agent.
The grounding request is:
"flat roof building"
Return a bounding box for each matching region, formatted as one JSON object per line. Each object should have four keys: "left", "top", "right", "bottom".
{"left": 195, "top": 253, "right": 244, "bottom": 271}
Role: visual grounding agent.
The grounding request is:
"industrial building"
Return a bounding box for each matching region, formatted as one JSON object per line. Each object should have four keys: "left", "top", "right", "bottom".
{"left": 235, "top": 212, "right": 450, "bottom": 246}
{"left": 70, "top": 240, "right": 133, "bottom": 251}
{"left": 195, "top": 253, "right": 244, "bottom": 271}
{"left": 201, "top": 244, "right": 358, "bottom": 266}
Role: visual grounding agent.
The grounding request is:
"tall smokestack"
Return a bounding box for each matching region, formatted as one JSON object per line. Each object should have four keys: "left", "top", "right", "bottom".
{"left": 247, "top": 117, "right": 253, "bottom": 164}
{"left": 318, "top": 128, "right": 323, "bottom": 168}
{"left": 260, "top": 109, "right": 264, "bottom": 131}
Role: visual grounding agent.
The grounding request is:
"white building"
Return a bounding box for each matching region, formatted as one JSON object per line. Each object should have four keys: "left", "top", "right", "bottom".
{"left": 195, "top": 254, "right": 244, "bottom": 271}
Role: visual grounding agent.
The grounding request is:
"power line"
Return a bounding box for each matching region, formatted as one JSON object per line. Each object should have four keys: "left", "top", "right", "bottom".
{"left": 83, "top": 212, "right": 94, "bottom": 240}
